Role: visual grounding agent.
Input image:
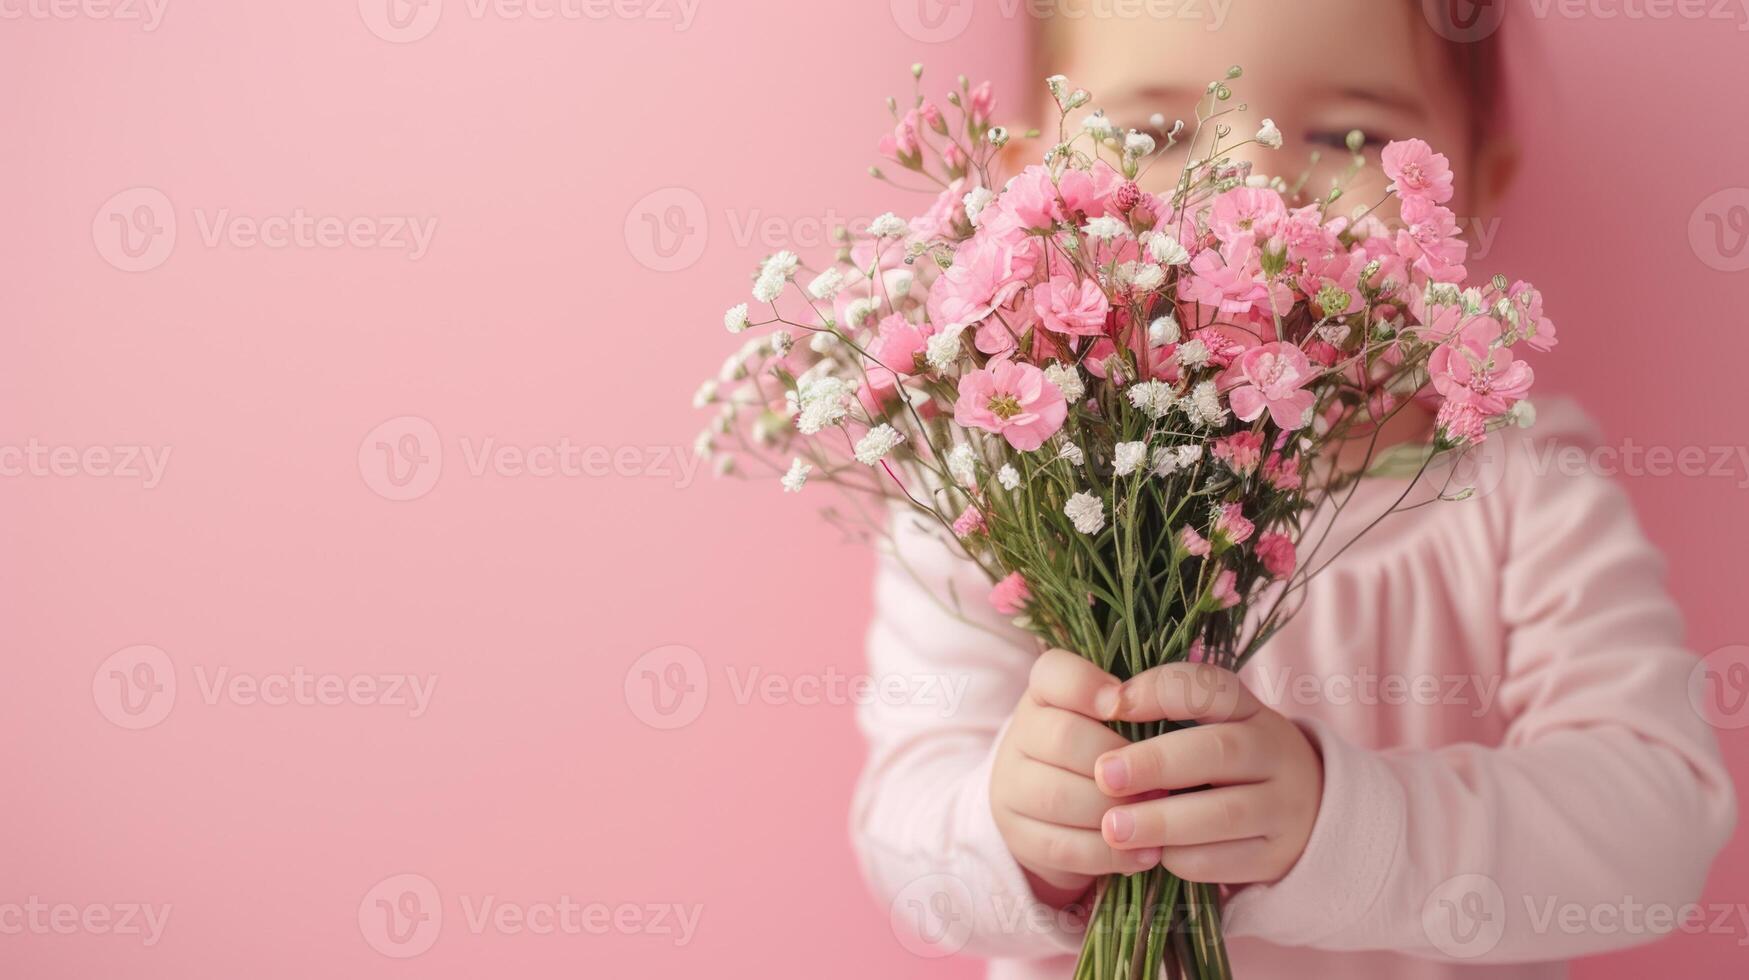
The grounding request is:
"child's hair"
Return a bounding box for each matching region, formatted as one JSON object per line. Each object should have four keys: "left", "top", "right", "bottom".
{"left": 1032, "top": 1, "right": 1509, "bottom": 150}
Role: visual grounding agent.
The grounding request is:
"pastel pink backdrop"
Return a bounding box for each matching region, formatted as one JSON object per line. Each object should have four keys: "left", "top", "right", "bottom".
{"left": 1, "top": 1, "right": 1744, "bottom": 978}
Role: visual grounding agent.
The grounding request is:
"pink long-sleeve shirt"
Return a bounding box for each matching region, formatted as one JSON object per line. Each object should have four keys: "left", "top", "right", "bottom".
{"left": 851, "top": 399, "right": 1736, "bottom": 979}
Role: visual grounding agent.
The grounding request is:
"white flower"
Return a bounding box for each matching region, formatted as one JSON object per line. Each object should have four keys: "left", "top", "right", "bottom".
{"left": 768, "top": 330, "right": 794, "bottom": 357}
{"left": 1256, "top": 118, "right": 1284, "bottom": 150}
{"left": 761, "top": 250, "right": 799, "bottom": 280}
{"left": 997, "top": 464, "right": 1021, "bottom": 490}
{"left": 808, "top": 268, "right": 846, "bottom": 300}
{"left": 724, "top": 303, "right": 751, "bottom": 334}
{"left": 883, "top": 268, "right": 915, "bottom": 298}
{"left": 1175, "top": 339, "right": 1211, "bottom": 370}
{"left": 1151, "top": 444, "right": 1203, "bottom": 477}
{"left": 854, "top": 424, "right": 905, "bottom": 465}
{"left": 869, "top": 212, "right": 909, "bottom": 239}
{"left": 1149, "top": 314, "right": 1181, "bottom": 347}
{"left": 1045, "top": 74, "right": 1068, "bottom": 99}
{"left": 693, "top": 430, "right": 714, "bottom": 459}
{"left": 793, "top": 375, "right": 853, "bottom": 435}
{"left": 1185, "top": 380, "right": 1228, "bottom": 427}
{"left": 752, "top": 269, "right": 786, "bottom": 303}
{"left": 1124, "top": 131, "right": 1156, "bottom": 157}
{"left": 1064, "top": 491, "right": 1106, "bottom": 535}
{"left": 1143, "top": 231, "right": 1191, "bottom": 266}
{"left": 1057, "top": 442, "right": 1085, "bottom": 466}
{"left": 809, "top": 331, "right": 840, "bottom": 354}
{"left": 963, "top": 187, "right": 995, "bottom": 227}
{"left": 781, "top": 458, "right": 812, "bottom": 493}
{"left": 1114, "top": 442, "right": 1148, "bottom": 477}
{"left": 1082, "top": 216, "right": 1129, "bottom": 241}
{"left": 946, "top": 444, "right": 978, "bottom": 486}
{"left": 1125, "top": 263, "right": 1165, "bottom": 292}
{"left": 1081, "top": 112, "right": 1117, "bottom": 139}
{"left": 925, "top": 327, "right": 965, "bottom": 372}
{"left": 1043, "top": 363, "right": 1085, "bottom": 403}
{"left": 1127, "top": 380, "right": 1177, "bottom": 420}
{"left": 1509, "top": 399, "right": 1537, "bottom": 428}
{"left": 692, "top": 379, "right": 718, "bottom": 409}
{"left": 714, "top": 455, "right": 736, "bottom": 476}
{"left": 843, "top": 296, "right": 880, "bottom": 328}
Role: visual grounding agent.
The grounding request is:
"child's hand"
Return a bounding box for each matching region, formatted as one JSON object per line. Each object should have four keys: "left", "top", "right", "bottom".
{"left": 990, "top": 649, "right": 1163, "bottom": 908}
{"left": 1092, "top": 662, "right": 1323, "bottom": 885}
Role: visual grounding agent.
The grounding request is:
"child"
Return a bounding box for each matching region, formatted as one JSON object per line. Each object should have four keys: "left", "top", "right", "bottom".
{"left": 852, "top": 3, "right": 1737, "bottom": 977}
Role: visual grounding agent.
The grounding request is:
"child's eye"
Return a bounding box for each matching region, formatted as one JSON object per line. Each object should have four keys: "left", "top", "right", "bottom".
{"left": 1306, "top": 130, "right": 1392, "bottom": 152}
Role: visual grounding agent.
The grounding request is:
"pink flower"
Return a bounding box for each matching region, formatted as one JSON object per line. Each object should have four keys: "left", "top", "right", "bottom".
{"left": 953, "top": 359, "right": 1069, "bottom": 452}
{"left": 968, "top": 81, "right": 996, "bottom": 127}
{"left": 1382, "top": 139, "right": 1455, "bottom": 205}
{"left": 1395, "top": 197, "right": 1468, "bottom": 278}
{"left": 1209, "top": 186, "right": 1287, "bottom": 243}
{"left": 1180, "top": 526, "right": 1211, "bottom": 557}
{"left": 992, "top": 166, "right": 1059, "bottom": 232}
{"left": 926, "top": 231, "right": 1038, "bottom": 331}
{"left": 989, "top": 571, "right": 1030, "bottom": 614}
{"left": 1429, "top": 319, "right": 1534, "bottom": 417}
{"left": 1212, "top": 432, "right": 1265, "bottom": 477}
{"left": 1222, "top": 342, "right": 1319, "bottom": 430}
{"left": 1055, "top": 162, "right": 1126, "bottom": 221}
{"left": 1210, "top": 569, "right": 1242, "bottom": 609}
{"left": 1033, "top": 275, "right": 1110, "bottom": 337}
{"left": 1263, "top": 452, "right": 1302, "bottom": 491}
{"left": 1179, "top": 234, "right": 1295, "bottom": 318}
{"left": 1214, "top": 502, "right": 1255, "bottom": 548}
{"left": 879, "top": 110, "right": 922, "bottom": 163}
{"left": 952, "top": 505, "right": 986, "bottom": 538}
{"left": 1436, "top": 400, "right": 1489, "bottom": 446}
{"left": 1256, "top": 532, "right": 1296, "bottom": 579}
{"left": 1509, "top": 280, "right": 1559, "bottom": 352}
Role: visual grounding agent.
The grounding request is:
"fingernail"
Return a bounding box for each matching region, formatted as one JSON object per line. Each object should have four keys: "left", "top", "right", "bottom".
{"left": 1094, "top": 685, "right": 1120, "bottom": 718}
{"left": 1104, "top": 808, "right": 1135, "bottom": 844}
{"left": 1099, "top": 757, "right": 1130, "bottom": 793}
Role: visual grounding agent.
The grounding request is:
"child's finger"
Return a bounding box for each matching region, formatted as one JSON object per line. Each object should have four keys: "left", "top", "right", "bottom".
{"left": 1008, "top": 758, "right": 1119, "bottom": 829}
{"left": 1003, "top": 811, "right": 1163, "bottom": 877}
{"left": 1094, "top": 722, "right": 1271, "bottom": 796}
{"left": 1027, "top": 648, "right": 1121, "bottom": 718}
{"left": 1015, "top": 705, "right": 1129, "bottom": 776}
{"left": 1108, "top": 662, "right": 1262, "bottom": 725}
{"left": 1158, "top": 837, "right": 1280, "bottom": 885}
{"left": 1100, "top": 786, "right": 1273, "bottom": 849}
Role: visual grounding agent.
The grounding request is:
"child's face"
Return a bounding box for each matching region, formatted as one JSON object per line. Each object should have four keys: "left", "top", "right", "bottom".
{"left": 1051, "top": 0, "right": 1481, "bottom": 216}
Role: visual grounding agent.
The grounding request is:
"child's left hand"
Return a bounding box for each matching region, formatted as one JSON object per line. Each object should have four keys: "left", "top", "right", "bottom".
{"left": 1091, "top": 662, "right": 1323, "bottom": 885}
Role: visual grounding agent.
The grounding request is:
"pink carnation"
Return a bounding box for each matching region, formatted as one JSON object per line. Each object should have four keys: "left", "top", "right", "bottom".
{"left": 1222, "top": 342, "right": 1319, "bottom": 430}
{"left": 1210, "top": 569, "right": 1242, "bottom": 609}
{"left": 1256, "top": 532, "right": 1296, "bottom": 579}
{"left": 989, "top": 571, "right": 1030, "bottom": 614}
{"left": 1180, "top": 526, "right": 1211, "bottom": 557}
{"left": 952, "top": 505, "right": 986, "bottom": 538}
{"left": 1264, "top": 453, "right": 1302, "bottom": 491}
{"left": 1212, "top": 431, "right": 1265, "bottom": 477}
{"left": 1429, "top": 320, "right": 1534, "bottom": 417}
{"left": 1382, "top": 139, "right": 1455, "bottom": 205}
{"left": 1209, "top": 186, "right": 1287, "bottom": 243}
{"left": 1214, "top": 502, "right": 1255, "bottom": 548}
{"left": 1395, "top": 197, "right": 1468, "bottom": 278}
{"left": 953, "top": 359, "right": 1069, "bottom": 452}
{"left": 968, "top": 81, "right": 995, "bottom": 127}
{"left": 1033, "top": 275, "right": 1110, "bottom": 337}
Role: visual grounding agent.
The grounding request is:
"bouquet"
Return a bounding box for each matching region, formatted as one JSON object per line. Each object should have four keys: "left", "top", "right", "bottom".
{"left": 694, "top": 65, "right": 1553, "bottom": 979}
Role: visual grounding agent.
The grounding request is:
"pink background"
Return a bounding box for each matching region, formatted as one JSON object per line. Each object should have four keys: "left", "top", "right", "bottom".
{"left": 1, "top": 1, "right": 1745, "bottom": 977}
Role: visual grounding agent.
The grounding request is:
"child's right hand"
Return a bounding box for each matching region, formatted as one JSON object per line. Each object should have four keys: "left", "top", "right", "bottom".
{"left": 990, "top": 649, "right": 1163, "bottom": 908}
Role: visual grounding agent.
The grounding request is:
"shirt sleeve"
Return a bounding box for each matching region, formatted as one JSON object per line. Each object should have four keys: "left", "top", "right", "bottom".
{"left": 850, "top": 509, "right": 1084, "bottom": 960}
{"left": 1223, "top": 417, "right": 1738, "bottom": 962}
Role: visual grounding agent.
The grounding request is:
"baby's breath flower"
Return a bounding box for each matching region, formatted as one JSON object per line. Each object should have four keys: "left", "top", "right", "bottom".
{"left": 1124, "top": 131, "right": 1156, "bottom": 157}
{"left": 1149, "top": 314, "right": 1181, "bottom": 347}
{"left": 946, "top": 444, "right": 978, "bottom": 486}
{"left": 1126, "top": 263, "right": 1166, "bottom": 292}
{"left": 925, "top": 327, "right": 965, "bottom": 372}
{"left": 854, "top": 424, "right": 905, "bottom": 465}
{"left": 964, "top": 187, "right": 995, "bottom": 227}
{"left": 1045, "top": 74, "right": 1068, "bottom": 99}
{"left": 794, "top": 375, "right": 852, "bottom": 435}
{"left": 724, "top": 303, "right": 751, "bottom": 334}
{"left": 1064, "top": 491, "right": 1106, "bottom": 535}
{"left": 1058, "top": 442, "right": 1086, "bottom": 466}
{"left": 1114, "top": 442, "right": 1148, "bottom": 477}
{"left": 1509, "top": 400, "right": 1537, "bottom": 428}
{"left": 1082, "top": 216, "right": 1130, "bottom": 240}
{"left": 762, "top": 250, "right": 799, "bottom": 280}
{"left": 1143, "top": 231, "right": 1191, "bottom": 266}
{"left": 714, "top": 455, "right": 736, "bottom": 477}
{"left": 1044, "top": 363, "right": 1085, "bottom": 403}
{"left": 1175, "top": 338, "right": 1211, "bottom": 370}
{"left": 809, "top": 331, "right": 840, "bottom": 354}
{"left": 781, "top": 458, "right": 811, "bottom": 493}
{"left": 843, "top": 296, "right": 881, "bottom": 329}
{"left": 988, "top": 126, "right": 1009, "bottom": 148}
{"left": 1127, "top": 380, "right": 1177, "bottom": 420}
{"left": 869, "top": 212, "right": 909, "bottom": 238}
{"left": 1256, "top": 118, "right": 1284, "bottom": 150}
{"left": 693, "top": 430, "right": 714, "bottom": 459}
{"left": 1081, "top": 112, "right": 1117, "bottom": 139}
{"left": 997, "top": 464, "right": 1021, "bottom": 490}
{"left": 752, "top": 270, "right": 786, "bottom": 303}
{"left": 768, "top": 330, "right": 794, "bottom": 357}
{"left": 808, "top": 268, "right": 845, "bottom": 301}
{"left": 692, "top": 379, "right": 718, "bottom": 409}
{"left": 1186, "top": 380, "right": 1228, "bottom": 427}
